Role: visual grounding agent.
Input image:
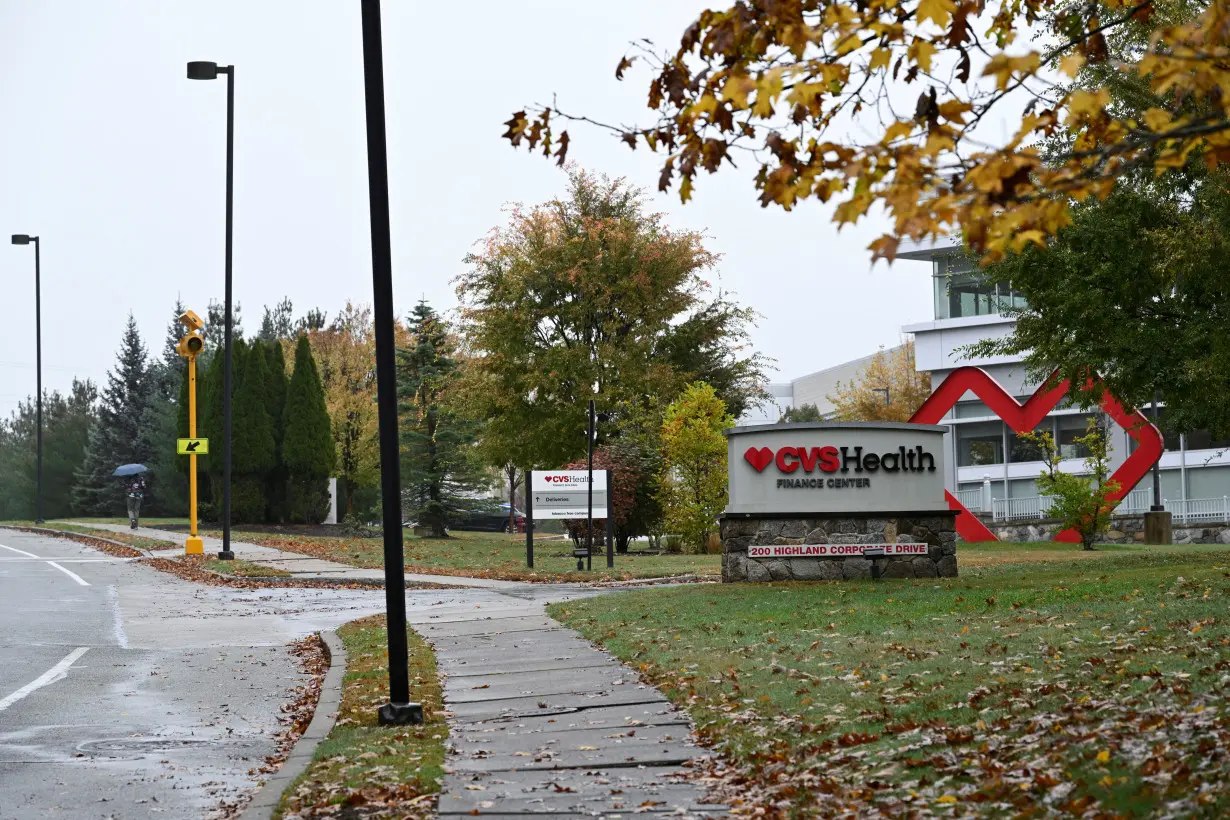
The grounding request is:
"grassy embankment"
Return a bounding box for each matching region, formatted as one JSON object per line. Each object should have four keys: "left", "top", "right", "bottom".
{"left": 275, "top": 616, "right": 447, "bottom": 818}
{"left": 551, "top": 543, "right": 1230, "bottom": 816}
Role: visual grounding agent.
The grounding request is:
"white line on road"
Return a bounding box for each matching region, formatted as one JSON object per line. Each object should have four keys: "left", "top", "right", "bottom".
{"left": 0, "top": 647, "right": 90, "bottom": 713}
{"left": 0, "top": 543, "right": 92, "bottom": 586}
{"left": 45, "top": 562, "right": 90, "bottom": 586}
{"left": 0, "top": 557, "right": 123, "bottom": 563}
{"left": 108, "top": 585, "right": 128, "bottom": 649}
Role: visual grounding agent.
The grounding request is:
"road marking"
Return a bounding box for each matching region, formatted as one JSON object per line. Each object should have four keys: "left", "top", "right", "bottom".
{"left": 46, "top": 561, "right": 90, "bottom": 586}
{"left": 0, "top": 647, "right": 90, "bottom": 713}
{"left": 0, "top": 543, "right": 91, "bottom": 585}
{"left": 108, "top": 585, "right": 129, "bottom": 649}
{"left": 0, "top": 557, "right": 123, "bottom": 563}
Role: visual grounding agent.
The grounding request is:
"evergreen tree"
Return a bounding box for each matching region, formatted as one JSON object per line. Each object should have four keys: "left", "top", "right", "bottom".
{"left": 263, "top": 340, "right": 289, "bottom": 522}
{"left": 73, "top": 315, "right": 154, "bottom": 516}
{"left": 199, "top": 338, "right": 248, "bottom": 521}
{"left": 0, "top": 380, "right": 97, "bottom": 520}
{"left": 201, "top": 299, "right": 244, "bottom": 369}
{"left": 283, "top": 335, "right": 335, "bottom": 523}
{"left": 230, "top": 339, "right": 276, "bottom": 522}
{"left": 398, "top": 301, "right": 488, "bottom": 537}
{"left": 0, "top": 402, "right": 35, "bottom": 519}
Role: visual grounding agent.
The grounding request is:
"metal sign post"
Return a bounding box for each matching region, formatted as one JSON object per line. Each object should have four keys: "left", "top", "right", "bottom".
{"left": 525, "top": 470, "right": 534, "bottom": 568}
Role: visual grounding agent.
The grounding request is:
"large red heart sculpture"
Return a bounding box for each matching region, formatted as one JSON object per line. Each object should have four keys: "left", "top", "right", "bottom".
{"left": 909, "top": 366, "right": 1164, "bottom": 543}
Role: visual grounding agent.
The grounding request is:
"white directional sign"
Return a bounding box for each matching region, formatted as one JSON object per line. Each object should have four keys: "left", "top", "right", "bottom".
{"left": 530, "top": 471, "right": 609, "bottom": 519}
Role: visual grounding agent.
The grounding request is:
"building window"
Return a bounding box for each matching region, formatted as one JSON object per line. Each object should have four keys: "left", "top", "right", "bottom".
{"left": 932, "top": 254, "right": 1026, "bottom": 320}
{"left": 1057, "top": 414, "right": 1095, "bottom": 460}
{"left": 958, "top": 421, "right": 1004, "bottom": 466}
{"left": 1010, "top": 426, "right": 1049, "bottom": 463}
{"left": 1183, "top": 429, "right": 1230, "bottom": 451}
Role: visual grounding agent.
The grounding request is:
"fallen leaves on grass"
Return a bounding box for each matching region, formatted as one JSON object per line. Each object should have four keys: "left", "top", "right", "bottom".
{"left": 558, "top": 555, "right": 1230, "bottom": 817}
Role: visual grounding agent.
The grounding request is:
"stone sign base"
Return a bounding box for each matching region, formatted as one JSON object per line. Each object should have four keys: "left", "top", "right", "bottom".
{"left": 720, "top": 512, "right": 958, "bottom": 583}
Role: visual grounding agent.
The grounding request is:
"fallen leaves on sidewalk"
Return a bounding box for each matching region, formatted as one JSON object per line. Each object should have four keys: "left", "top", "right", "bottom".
{"left": 213, "top": 634, "right": 329, "bottom": 820}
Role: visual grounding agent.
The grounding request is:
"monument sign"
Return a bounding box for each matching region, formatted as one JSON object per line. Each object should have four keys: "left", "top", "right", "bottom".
{"left": 721, "top": 422, "right": 958, "bottom": 583}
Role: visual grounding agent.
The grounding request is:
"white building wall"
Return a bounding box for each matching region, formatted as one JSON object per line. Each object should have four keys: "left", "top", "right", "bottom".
{"left": 896, "top": 239, "right": 1230, "bottom": 514}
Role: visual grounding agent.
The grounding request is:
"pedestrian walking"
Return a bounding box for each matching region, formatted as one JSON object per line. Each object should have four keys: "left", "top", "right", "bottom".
{"left": 126, "top": 475, "right": 147, "bottom": 529}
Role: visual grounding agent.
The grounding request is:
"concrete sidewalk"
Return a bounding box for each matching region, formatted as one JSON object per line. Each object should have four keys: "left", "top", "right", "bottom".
{"left": 64, "top": 522, "right": 528, "bottom": 590}
{"left": 413, "top": 592, "right": 725, "bottom": 817}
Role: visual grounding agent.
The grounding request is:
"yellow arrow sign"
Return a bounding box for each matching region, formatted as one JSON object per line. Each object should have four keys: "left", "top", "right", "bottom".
{"left": 177, "top": 438, "right": 209, "bottom": 455}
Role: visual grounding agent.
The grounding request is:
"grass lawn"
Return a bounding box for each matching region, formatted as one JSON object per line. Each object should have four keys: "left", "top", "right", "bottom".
{"left": 550, "top": 543, "right": 1230, "bottom": 816}
{"left": 196, "top": 528, "right": 721, "bottom": 582}
{"left": 276, "top": 615, "right": 447, "bottom": 818}
{"left": 202, "top": 557, "right": 292, "bottom": 578}
{"left": 52, "top": 518, "right": 719, "bottom": 582}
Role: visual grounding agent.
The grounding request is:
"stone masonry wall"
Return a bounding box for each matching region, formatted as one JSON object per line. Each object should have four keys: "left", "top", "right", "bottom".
{"left": 984, "top": 514, "right": 1230, "bottom": 545}
{"left": 721, "top": 513, "right": 958, "bottom": 583}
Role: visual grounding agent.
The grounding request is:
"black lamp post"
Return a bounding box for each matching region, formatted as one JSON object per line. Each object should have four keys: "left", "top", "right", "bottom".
{"left": 11, "top": 234, "right": 43, "bottom": 524}
{"left": 186, "top": 59, "right": 236, "bottom": 560}
{"left": 360, "top": 0, "right": 423, "bottom": 726}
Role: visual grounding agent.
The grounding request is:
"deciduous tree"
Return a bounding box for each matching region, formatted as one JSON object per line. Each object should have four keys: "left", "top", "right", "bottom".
{"left": 503, "top": 0, "right": 1230, "bottom": 262}
{"left": 458, "top": 168, "right": 767, "bottom": 473}
{"left": 658, "top": 382, "right": 733, "bottom": 553}
{"left": 1020, "top": 418, "right": 1120, "bottom": 550}
{"left": 300, "top": 303, "right": 381, "bottom": 515}
{"left": 827, "top": 342, "right": 931, "bottom": 422}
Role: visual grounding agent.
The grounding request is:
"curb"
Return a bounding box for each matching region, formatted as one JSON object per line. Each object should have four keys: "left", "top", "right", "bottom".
{"left": 6, "top": 525, "right": 157, "bottom": 557}
{"left": 239, "top": 630, "right": 347, "bottom": 820}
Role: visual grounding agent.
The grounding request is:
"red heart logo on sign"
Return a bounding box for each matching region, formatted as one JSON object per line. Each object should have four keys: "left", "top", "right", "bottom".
{"left": 910, "top": 367, "right": 1164, "bottom": 543}
{"left": 743, "top": 447, "right": 774, "bottom": 473}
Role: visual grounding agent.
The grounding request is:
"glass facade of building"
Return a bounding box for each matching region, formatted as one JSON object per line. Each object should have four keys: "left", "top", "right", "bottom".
{"left": 932, "top": 253, "right": 1027, "bottom": 320}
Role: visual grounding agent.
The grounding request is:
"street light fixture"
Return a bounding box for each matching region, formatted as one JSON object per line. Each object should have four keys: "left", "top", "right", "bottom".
{"left": 186, "top": 59, "right": 236, "bottom": 561}
{"left": 11, "top": 234, "right": 43, "bottom": 524}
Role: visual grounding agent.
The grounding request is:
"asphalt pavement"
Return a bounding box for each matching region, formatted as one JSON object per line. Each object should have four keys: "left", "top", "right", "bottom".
{"left": 1, "top": 528, "right": 721, "bottom": 818}
{"left": 0, "top": 527, "right": 387, "bottom": 820}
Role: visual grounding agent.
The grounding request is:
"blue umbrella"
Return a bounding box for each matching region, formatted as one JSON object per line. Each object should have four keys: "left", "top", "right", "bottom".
{"left": 112, "top": 464, "right": 149, "bottom": 477}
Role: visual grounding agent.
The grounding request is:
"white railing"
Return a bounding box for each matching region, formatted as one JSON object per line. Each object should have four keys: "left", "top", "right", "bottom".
{"left": 991, "top": 495, "right": 1054, "bottom": 522}
{"left": 1115, "top": 488, "right": 1154, "bottom": 514}
{"left": 986, "top": 489, "right": 1230, "bottom": 524}
{"left": 990, "top": 488, "right": 1155, "bottom": 522}
{"left": 1165, "top": 496, "right": 1230, "bottom": 523}
{"left": 954, "top": 487, "right": 983, "bottom": 511}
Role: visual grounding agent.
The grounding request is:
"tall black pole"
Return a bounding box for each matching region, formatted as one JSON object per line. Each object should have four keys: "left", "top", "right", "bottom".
{"left": 33, "top": 237, "right": 43, "bottom": 525}
{"left": 586, "top": 399, "right": 595, "bottom": 572}
{"left": 1151, "top": 390, "right": 1163, "bottom": 510}
{"left": 525, "top": 471, "right": 534, "bottom": 568}
{"left": 362, "top": 0, "right": 422, "bottom": 726}
{"left": 218, "top": 65, "right": 236, "bottom": 560}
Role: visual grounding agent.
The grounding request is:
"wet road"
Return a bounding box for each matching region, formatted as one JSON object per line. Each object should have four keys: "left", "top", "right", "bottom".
{"left": 0, "top": 528, "right": 387, "bottom": 820}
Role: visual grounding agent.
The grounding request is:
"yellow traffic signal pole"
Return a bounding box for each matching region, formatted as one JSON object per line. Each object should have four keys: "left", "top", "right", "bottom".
{"left": 177, "top": 310, "right": 206, "bottom": 555}
{"left": 185, "top": 353, "right": 204, "bottom": 555}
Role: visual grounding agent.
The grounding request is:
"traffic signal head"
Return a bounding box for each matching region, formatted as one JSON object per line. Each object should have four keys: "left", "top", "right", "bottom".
{"left": 179, "top": 310, "right": 205, "bottom": 332}
{"left": 177, "top": 333, "right": 205, "bottom": 359}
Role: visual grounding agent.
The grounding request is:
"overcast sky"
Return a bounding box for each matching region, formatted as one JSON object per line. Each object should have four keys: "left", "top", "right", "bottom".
{"left": 0, "top": 0, "right": 933, "bottom": 418}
